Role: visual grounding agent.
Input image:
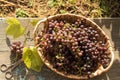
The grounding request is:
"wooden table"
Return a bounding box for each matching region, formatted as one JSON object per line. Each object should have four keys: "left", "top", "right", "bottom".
{"left": 0, "top": 18, "right": 120, "bottom": 80}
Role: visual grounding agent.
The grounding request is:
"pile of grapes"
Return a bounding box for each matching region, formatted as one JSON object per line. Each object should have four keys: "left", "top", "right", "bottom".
{"left": 10, "top": 41, "right": 23, "bottom": 62}
{"left": 36, "top": 18, "right": 111, "bottom": 76}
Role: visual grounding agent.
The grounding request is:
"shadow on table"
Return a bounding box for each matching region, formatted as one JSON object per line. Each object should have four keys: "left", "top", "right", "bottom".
{"left": 92, "top": 18, "right": 120, "bottom": 80}
{"left": 93, "top": 18, "right": 120, "bottom": 55}
{"left": 91, "top": 59, "right": 120, "bottom": 80}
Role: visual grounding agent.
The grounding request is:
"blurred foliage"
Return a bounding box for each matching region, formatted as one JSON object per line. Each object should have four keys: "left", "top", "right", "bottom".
{"left": 47, "top": 0, "right": 60, "bottom": 7}
{"left": 16, "top": 8, "right": 29, "bottom": 17}
{"left": 0, "top": 0, "right": 120, "bottom": 18}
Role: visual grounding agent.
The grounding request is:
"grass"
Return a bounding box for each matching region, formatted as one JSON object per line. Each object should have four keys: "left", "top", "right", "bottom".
{"left": 0, "top": 0, "right": 120, "bottom": 18}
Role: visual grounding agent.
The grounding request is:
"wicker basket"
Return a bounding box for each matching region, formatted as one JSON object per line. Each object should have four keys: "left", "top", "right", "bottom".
{"left": 33, "top": 14, "right": 114, "bottom": 80}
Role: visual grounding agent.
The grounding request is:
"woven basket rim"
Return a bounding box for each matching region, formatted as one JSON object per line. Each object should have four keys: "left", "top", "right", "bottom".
{"left": 33, "top": 13, "right": 114, "bottom": 80}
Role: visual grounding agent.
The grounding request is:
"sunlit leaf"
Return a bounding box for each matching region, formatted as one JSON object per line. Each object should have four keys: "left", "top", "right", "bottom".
{"left": 6, "top": 18, "right": 25, "bottom": 38}
{"left": 22, "top": 47, "right": 43, "bottom": 72}
{"left": 30, "top": 19, "right": 39, "bottom": 26}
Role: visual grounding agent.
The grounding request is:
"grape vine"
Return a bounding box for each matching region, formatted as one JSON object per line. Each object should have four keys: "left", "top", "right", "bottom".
{"left": 5, "top": 18, "right": 43, "bottom": 72}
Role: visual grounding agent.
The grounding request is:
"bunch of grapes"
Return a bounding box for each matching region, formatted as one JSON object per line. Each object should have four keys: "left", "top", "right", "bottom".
{"left": 36, "top": 18, "right": 111, "bottom": 76}
{"left": 10, "top": 41, "right": 23, "bottom": 62}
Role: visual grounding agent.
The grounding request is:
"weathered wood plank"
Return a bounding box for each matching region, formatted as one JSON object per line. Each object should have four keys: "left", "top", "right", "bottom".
{"left": 0, "top": 18, "right": 120, "bottom": 80}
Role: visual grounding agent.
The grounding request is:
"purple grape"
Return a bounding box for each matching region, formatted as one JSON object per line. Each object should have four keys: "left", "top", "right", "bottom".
{"left": 36, "top": 19, "right": 111, "bottom": 76}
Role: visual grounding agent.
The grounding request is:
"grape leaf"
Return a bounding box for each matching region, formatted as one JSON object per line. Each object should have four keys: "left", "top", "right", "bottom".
{"left": 22, "top": 47, "right": 43, "bottom": 72}
{"left": 6, "top": 18, "right": 25, "bottom": 38}
{"left": 30, "top": 19, "right": 39, "bottom": 26}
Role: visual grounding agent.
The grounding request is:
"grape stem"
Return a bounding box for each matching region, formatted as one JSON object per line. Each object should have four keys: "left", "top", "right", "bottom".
{"left": 23, "top": 19, "right": 31, "bottom": 46}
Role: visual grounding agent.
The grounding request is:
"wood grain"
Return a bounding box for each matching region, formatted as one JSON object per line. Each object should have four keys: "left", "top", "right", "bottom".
{"left": 0, "top": 18, "right": 120, "bottom": 80}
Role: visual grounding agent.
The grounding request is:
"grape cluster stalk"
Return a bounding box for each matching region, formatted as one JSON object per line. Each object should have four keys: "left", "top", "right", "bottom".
{"left": 36, "top": 18, "right": 111, "bottom": 76}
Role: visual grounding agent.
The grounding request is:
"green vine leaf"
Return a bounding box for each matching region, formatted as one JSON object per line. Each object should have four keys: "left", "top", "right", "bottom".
{"left": 6, "top": 18, "right": 25, "bottom": 38}
{"left": 22, "top": 47, "right": 43, "bottom": 72}
{"left": 30, "top": 19, "right": 39, "bottom": 26}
